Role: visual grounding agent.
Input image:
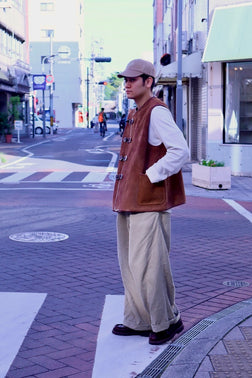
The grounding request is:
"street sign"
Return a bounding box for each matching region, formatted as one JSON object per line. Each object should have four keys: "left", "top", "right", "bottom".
{"left": 14, "top": 120, "right": 23, "bottom": 130}
{"left": 46, "top": 74, "right": 54, "bottom": 84}
{"left": 14, "top": 120, "right": 23, "bottom": 144}
{"left": 33, "top": 75, "right": 46, "bottom": 90}
{"left": 94, "top": 57, "right": 111, "bottom": 63}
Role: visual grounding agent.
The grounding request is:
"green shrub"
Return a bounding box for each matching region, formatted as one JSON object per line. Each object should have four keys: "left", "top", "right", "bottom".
{"left": 200, "top": 159, "right": 225, "bottom": 167}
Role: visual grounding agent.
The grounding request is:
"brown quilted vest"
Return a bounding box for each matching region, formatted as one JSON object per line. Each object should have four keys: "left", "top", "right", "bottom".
{"left": 113, "top": 97, "right": 186, "bottom": 212}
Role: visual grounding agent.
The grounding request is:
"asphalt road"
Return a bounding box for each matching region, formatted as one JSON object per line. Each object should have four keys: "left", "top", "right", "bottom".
{"left": 0, "top": 127, "right": 251, "bottom": 377}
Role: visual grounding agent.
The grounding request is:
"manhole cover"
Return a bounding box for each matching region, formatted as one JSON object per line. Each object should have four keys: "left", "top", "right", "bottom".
{"left": 9, "top": 232, "right": 69, "bottom": 243}
{"left": 223, "top": 280, "right": 250, "bottom": 287}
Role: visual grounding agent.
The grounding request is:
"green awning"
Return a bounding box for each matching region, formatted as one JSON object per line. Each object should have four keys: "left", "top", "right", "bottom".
{"left": 202, "top": 4, "right": 252, "bottom": 63}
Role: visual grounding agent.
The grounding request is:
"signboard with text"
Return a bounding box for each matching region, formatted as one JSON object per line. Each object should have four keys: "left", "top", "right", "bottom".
{"left": 14, "top": 120, "right": 23, "bottom": 130}
{"left": 33, "top": 74, "right": 46, "bottom": 90}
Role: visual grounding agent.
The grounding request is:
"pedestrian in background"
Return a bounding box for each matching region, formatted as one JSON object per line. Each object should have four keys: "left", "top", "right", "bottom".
{"left": 98, "top": 108, "right": 106, "bottom": 137}
{"left": 112, "top": 59, "right": 189, "bottom": 345}
{"left": 119, "top": 114, "right": 126, "bottom": 136}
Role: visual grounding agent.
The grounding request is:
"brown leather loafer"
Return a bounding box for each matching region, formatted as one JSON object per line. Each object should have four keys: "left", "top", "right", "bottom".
{"left": 112, "top": 324, "right": 151, "bottom": 337}
{"left": 149, "top": 318, "right": 184, "bottom": 345}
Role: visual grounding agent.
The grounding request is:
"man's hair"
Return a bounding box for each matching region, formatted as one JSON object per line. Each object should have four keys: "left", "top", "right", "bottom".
{"left": 140, "top": 74, "right": 155, "bottom": 91}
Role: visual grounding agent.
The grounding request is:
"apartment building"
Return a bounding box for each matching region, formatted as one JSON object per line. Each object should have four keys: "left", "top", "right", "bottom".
{"left": 0, "top": 0, "right": 30, "bottom": 134}
{"left": 28, "top": 0, "right": 85, "bottom": 128}
{"left": 153, "top": 0, "right": 252, "bottom": 176}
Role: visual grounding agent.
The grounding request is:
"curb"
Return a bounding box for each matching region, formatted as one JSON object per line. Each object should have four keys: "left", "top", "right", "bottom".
{"left": 136, "top": 298, "right": 252, "bottom": 377}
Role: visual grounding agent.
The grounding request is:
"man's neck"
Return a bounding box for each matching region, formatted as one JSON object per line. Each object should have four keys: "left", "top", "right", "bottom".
{"left": 135, "top": 94, "right": 153, "bottom": 110}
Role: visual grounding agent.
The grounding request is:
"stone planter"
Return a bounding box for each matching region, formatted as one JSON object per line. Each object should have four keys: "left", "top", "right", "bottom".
{"left": 192, "top": 163, "right": 231, "bottom": 190}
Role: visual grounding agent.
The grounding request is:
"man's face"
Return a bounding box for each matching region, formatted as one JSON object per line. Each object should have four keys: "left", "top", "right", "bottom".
{"left": 124, "top": 76, "right": 150, "bottom": 101}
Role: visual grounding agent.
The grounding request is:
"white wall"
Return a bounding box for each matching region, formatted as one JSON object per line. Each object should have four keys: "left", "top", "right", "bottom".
{"left": 28, "top": 0, "right": 85, "bottom": 128}
{"left": 206, "top": 1, "right": 252, "bottom": 176}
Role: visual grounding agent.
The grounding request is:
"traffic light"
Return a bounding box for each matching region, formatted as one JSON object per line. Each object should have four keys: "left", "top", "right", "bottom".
{"left": 98, "top": 81, "right": 108, "bottom": 85}
{"left": 94, "top": 57, "right": 112, "bottom": 63}
{"left": 160, "top": 53, "right": 171, "bottom": 66}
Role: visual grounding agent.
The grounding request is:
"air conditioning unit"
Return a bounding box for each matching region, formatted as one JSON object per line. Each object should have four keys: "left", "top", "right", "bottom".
{"left": 182, "top": 31, "right": 188, "bottom": 53}
{"left": 193, "top": 32, "right": 205, "bottom": 51}
{"left": 176, "top": 30, "right": 188, "bottom": 53}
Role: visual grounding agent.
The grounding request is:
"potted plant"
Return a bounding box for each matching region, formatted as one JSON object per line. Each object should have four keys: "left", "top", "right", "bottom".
{"left": 4, "top": 119, "right": 13, "bottom": 143}
{"left": 0, "top": 112, "right": 12, "bottom": 143}
{"left": 192, "top": 159, "right": 231, "bottom": 189}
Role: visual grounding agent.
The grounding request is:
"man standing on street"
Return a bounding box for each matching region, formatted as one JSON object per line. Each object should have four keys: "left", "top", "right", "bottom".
{"left": 112, "top": 59, "right": 189, "bottom": 345}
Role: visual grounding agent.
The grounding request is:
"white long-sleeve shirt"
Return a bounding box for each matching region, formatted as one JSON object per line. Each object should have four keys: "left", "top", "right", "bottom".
{"left": 146, "top": 106, "right": 189, "bottom": 184}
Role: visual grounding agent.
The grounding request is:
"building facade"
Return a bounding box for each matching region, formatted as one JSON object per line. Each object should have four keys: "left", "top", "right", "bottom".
{"left": 153, "top": 0, "right": 252, "bottom": 176}
{"left": 28, "top": 0, "right": 85, "bottom": 129}
{"left": 0, "top": 0, "right": 30, "bottom": 136}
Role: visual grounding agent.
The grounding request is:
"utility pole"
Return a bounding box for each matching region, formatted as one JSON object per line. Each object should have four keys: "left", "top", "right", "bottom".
{"left": 176, "top": 0, "right": 183, "bottom": 131}
{"left": 41, "top": 57, "right": 47, "bottom": 138}
{"left": 86, "top": 67, "right": 89, "bottom": 128}
{"left": 49, "top": 30, "right": 54, "bottom": 134}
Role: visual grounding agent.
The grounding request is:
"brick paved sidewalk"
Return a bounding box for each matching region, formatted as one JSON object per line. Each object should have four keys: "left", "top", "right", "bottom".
{"left": 0, "top": 129, "right": 251, "bottom": 378}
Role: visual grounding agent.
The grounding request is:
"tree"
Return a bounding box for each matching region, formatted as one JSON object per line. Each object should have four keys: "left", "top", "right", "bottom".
{"left": 104, "top": 72, "right": 123, "bottom": 100}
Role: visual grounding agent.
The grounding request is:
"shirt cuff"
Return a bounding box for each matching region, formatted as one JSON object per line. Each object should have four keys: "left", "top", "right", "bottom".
{"left": 146, "top": 164, "right": 162, "bottom": 183}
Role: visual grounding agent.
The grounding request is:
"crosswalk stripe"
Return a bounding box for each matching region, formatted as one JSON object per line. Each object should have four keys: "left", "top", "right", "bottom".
{"left": 0, "top": 172, "right": 34, "bottom": 183}
{"left": 0, "top": 171, "right": 115, "bottom": 184}
{"left": 81, "top": 172, "right": 108, "bottom": 183}
{"left": 39, "top": 172, "right": 71, "bottom": 182}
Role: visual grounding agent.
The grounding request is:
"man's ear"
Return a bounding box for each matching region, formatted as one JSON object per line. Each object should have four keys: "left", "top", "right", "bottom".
{"left": 146, "top": 76, "right": 153, "bottom": 89}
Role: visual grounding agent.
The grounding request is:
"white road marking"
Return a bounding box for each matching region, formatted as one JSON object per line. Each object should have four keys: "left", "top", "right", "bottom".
{"left": 82, "top": 171, "right": 108, "bottom": 183}
{"left": 0, "top": 140, "right": 49, "bottom": 169}
{"left": 92, "top": 295, "right": 168, "bottom": 378}
{"left": 223, "top": 199, "right": 252, "bottom": 223}
{"left": 39, "top": 171, "right": 70, "bottom": 182}
{"left": 0, "top": 292, "right": 47, "bottom": 378}
{"left": 0, "top": 172, "right": 35, "bottom": 183}
{"left": 0, "top": 186, "right": 114, "bottom": 191}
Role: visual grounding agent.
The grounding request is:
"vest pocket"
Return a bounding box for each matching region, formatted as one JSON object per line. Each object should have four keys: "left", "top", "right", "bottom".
{"left": 137, "top": 174, "right": 166, "bottom": 206}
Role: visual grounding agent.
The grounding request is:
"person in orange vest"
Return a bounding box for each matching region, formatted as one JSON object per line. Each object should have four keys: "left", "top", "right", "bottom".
{"left": 98, "top": 108, "right": 107, "bottom": 137}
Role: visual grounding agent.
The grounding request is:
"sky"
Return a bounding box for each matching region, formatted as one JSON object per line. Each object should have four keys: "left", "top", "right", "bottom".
{"left": 84, "top": 0, "right": 153, "bottom": 78}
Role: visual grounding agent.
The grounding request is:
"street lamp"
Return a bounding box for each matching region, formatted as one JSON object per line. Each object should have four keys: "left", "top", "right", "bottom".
{"left": 41, "top": 51, "right": 68, "bottom": 135}
{"left": 41, "top": 54, "right": 56, "bottom": 137}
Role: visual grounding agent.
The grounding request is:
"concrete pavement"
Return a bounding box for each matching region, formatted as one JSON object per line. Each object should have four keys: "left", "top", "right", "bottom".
{"left": 0, "top": 128, "right": 252, "bottom": 377}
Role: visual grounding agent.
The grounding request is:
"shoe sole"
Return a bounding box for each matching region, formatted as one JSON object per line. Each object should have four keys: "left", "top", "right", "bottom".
{"left": 112, "top": 329, "right": 150, "bottom": 337}
{"left": 149, "top": 324, "right": 184, "bottom": 345}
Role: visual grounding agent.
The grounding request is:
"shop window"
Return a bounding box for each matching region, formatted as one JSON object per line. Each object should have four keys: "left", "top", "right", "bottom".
{"left": 40, "top": 2, "right": 54, "bottom": 11}
{"left": 225, "top": 62, "right": 252, "bottom": 144}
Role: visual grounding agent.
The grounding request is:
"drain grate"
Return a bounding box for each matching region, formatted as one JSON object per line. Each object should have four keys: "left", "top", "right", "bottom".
{"left": 137, "top": 299, "right": 252, "bottom": 377}
{"left": 136, "top": 320, "right": 214, "bottom": 378}
{"left": 174, "top": 319, "right": 214, "bottom": 346}
{"left": 136, "top": 345, "right": 182, "bottom": 378}
{"left": 223, "top": 280, "right": 250, "bottom": 287}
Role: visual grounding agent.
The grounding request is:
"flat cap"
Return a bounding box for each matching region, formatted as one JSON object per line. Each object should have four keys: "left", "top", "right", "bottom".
{"left": 118, "top": 59, "right": 155, "bottom": 78}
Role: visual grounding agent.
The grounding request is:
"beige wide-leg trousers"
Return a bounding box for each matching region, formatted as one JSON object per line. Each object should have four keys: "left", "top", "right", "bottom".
{"left": 117, "top": 211, "right": 180, "bottom": 333}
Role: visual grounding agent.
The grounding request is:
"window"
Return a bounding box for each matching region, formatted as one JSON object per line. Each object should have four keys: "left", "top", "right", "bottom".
{"left": 13, "top": 0, "right": 22, "bottom": 9}
{"left": 40, "top": 2, "right": 54, "bottom": 11}
{"left": 0, "top": 0, "right": 11, "bottom": 7}
{"left": 225, "top": 62, "right": 252, "bottom": 144}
